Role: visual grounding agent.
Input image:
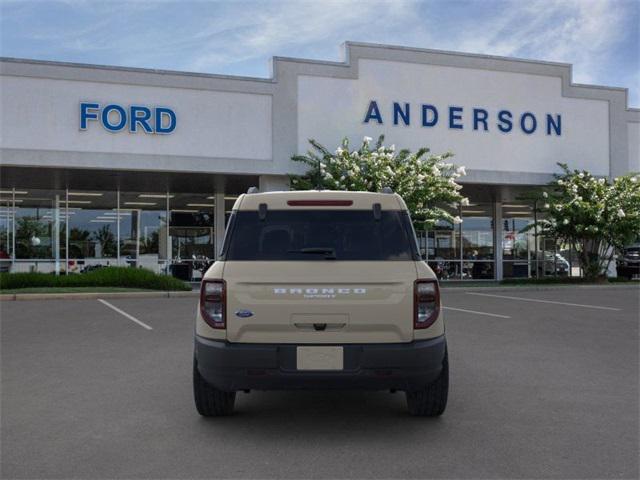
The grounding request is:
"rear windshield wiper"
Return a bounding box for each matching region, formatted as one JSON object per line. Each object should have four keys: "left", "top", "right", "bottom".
{"left": 287, "top": 247, "right": 337, "bottom": 259}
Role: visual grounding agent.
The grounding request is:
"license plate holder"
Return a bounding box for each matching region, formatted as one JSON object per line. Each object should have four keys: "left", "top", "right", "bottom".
{"left": 296, "top": 346, "right": 344, "bottom": 371}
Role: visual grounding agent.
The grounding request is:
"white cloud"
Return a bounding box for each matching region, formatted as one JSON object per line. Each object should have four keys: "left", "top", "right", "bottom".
{"left": 184, "top": 0, "right": 418, "bottom": 72}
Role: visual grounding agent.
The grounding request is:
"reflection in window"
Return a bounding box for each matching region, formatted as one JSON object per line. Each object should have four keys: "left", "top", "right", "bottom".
{"left": 462, "top": 204, "right": 494, "bottom": 260}
{"left": 66, "top": 191, "right": 118, "bottom": 272}
{"left": 119, "top": 193, "right": 169, "bottom": 272}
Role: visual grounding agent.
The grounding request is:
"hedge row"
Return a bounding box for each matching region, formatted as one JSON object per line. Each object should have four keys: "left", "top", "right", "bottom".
{"left": 0, "top": 267, "right": 191, "bottom": 291}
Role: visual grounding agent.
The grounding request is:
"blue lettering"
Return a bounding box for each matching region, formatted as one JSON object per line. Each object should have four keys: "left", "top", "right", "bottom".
{"left": 130, "top": 105, "right": 153, "bottom": 133}
{"left": 364, "top": 101, "right": 383, "bottom": 124}
{"left": 155, "top": 107, "right": 176, "bottom": 134}
{"left": 421, "top": 104, "right": 438, "bottom": 127}
{"left": 520, "top": 112, "right": 537, "bottom": 134}
{"left": 449, "top": 106, "right": 463, "bottom": 129}
{"left": 101, "top": 104, "right": 127, "bottom": 132}
{"left": 473, "top": 108, "right": 489, "bottom": 131}
{"left": 497, "top": 110, "right": 513, "bottom": 133}
{"left": 80, "top": 102, "right": 99, "bottom": 130}
{"left": 546, "top": 114, "right": 561, "bottom": 136}
{"left": 393, "top": 102, "right": 410, "bottom": 126}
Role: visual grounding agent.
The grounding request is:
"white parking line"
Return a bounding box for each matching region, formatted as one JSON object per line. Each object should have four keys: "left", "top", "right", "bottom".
{"left": 97, "top": 299, "right": 153, "bottom": 330}
{"left": 466, "top": 292, "right": 621, "bottom": 311}
{"left": 443, "top": 306, "right": 511, "bottom": 319}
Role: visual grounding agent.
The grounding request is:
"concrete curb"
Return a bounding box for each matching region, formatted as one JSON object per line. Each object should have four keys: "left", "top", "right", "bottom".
{"left": 0, "top": 291, "right": 200, "bottom": 301}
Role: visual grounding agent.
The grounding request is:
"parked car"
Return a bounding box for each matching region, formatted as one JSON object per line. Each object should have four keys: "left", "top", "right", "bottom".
{"left": 617, "top": 243, "right": 640, "bottom": 280}
{"left": 193, "top": 189, "right": 448, "bottom": 417}
{"left": 538, "top": 251, "right": 570, "bottom": 276}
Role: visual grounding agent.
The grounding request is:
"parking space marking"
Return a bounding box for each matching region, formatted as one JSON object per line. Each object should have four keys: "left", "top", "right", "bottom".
{"left": 443, "top": 306, "right": 511, "bottom": 319}
{"left": 97, "top": 299, "right": 153, "bottom": 330}
{"left": 466, "top": 292, "right": 621, "bottom": 311}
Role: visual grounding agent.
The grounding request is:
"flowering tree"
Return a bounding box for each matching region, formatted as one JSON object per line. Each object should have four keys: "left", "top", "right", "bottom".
{"left": 535, "top": 163, "right": 640, "bottom": 280}
{"left": 289, "top": 135, "right": 468, "bottom": 229}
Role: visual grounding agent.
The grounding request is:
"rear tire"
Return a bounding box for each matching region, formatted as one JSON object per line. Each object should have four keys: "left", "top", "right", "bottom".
{"left": 193, "top": 359, "right": 236, "bottom": 416}
{"left": 406, "top": 349, "right": 448, "bottom": 417}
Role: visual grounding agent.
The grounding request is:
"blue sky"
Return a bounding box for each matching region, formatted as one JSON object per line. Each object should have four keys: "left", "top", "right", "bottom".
{"left": 1, "top": 0, "right": 638, "bottom": 106}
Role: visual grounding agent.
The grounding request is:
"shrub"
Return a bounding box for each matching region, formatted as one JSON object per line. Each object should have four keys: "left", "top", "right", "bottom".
{"left": 531, "top": 164, "right": 640, "bottom": 280}
{"left": 290, "top": 135, "right": 468, "bottom": 229}
{"left": 0, "top": 267, "right": 191, "bottom": 291}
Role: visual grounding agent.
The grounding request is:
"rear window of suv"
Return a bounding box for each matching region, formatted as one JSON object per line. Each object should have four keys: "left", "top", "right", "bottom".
{"left": 222, "top": 210, "right": 420, "bottom": 261}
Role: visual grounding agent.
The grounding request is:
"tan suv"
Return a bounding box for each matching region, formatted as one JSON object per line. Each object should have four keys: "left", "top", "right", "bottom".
{"left": 193, "top": 189, "right": 448, "bottom": 416}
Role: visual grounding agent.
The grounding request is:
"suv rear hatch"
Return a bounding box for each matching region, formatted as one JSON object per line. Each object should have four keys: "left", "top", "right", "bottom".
{"left": 221, "top": 208, "right": 420, "bottom": 344}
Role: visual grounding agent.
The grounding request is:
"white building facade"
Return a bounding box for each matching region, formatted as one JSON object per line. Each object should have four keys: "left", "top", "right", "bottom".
{"left": 1, "top": 42, "right": 638, "bottom": 280}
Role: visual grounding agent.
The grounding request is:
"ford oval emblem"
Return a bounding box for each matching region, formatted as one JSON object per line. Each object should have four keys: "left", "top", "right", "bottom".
{"left": 235, "top": 309, "right": 254, "bottom": 318}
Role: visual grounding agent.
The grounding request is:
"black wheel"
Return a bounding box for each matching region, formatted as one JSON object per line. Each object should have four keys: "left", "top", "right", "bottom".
{"left": 193, "top": 359, "right": 236, "bottom": 416}
{"left": 406, "top": 349, "right": 449, "bottom": 417}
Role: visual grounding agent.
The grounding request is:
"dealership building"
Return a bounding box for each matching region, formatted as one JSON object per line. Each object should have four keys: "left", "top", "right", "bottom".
{"left": 1, "top": 42, "right": 638, "bottom": 280}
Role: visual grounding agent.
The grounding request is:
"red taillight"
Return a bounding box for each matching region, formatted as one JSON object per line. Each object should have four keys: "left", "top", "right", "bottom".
{"left": 200, "top": 279, "right": 226, "bottom": 329}
{"left": 286, "top": 200, "right": 353, "bottom": 206}
{"left": 414, "top": 279, "right": 440, "bottom": 329}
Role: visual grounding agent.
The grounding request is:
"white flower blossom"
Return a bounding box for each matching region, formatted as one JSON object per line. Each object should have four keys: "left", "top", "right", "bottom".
{"left": 544, "top": 203, "right": 550, "bottom": 209}
{"left": 563, "top": 219, "right": 569, "bottom": 225}
{"left": 452, "top": 216, "right": 463, "bottom": 224}
{"left": 335, "top": 147, "right": 343, "bottom": 155}
{"left": 557, "top": 179, "right": 564, "bottom": 185}
{"left": 460, "top": 197, "right": 470, "bottom": 206}
{"left": 542, "top": 191, "right": 548, "bottom": 198}
{"left": 456, "top": 166, "right": 467, "bottom": 176}
{"left": 363, "top": 136, "right": 372, "bottom": 143}
{"left": 389, "top": 144, "right": 395, "bottom": 152}
{"left": 618, "top": 208, "right": 625, "bottom": 218}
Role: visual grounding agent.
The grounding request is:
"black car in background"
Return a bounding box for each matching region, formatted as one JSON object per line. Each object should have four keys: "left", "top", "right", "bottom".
{"left": 617, "top": 243, "right": 640, "bottom": 280}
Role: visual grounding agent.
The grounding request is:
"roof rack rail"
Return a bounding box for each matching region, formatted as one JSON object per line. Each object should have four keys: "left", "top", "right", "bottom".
{"left": 247, "top": 186, "right": 259, "bottom": 194}
{"left": 381, "top": 186, "right": 394, "bottom": 194}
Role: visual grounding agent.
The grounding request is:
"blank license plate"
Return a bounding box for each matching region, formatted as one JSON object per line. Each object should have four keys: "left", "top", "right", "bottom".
{"left": 296, "top": 346, "right": 344, "bottom": 371}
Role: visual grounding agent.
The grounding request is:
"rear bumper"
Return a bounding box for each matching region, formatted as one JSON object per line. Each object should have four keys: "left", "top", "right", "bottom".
{"left": 194, "top": 335, "right": 446, "bottom": 392}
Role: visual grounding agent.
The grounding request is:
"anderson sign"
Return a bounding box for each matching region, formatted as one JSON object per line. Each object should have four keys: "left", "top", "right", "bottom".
{"left": 363, "top": 100, "right": 562, "bottom": 136}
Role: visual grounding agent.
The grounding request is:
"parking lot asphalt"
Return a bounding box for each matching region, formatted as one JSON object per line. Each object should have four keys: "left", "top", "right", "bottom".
{"left": 1, "top": 286, "right": 638, "bottom": 479}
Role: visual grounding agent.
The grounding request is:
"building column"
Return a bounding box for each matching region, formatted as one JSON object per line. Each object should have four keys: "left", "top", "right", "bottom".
{"left": 214, "top": 192, "right": 226, "bottom": 260}
{"left": 259, "top": 175, "right": 289, "bottom": 192}
{"left": 495, "top": 200, "right": 503, "bottom": 281}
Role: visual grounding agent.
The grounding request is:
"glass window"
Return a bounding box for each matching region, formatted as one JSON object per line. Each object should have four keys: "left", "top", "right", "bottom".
{"left": 66, "top": 190, "right": 118, "bottom": 272}
{"left": 429, "top": 219, "right": 460, "bottom": 260}
{"left": 462, "top": 204, "right": 494, "bottom": 260}
{"left": 119, "top": 192, "right": 169, "bottom": 273}
{"left": 14, "top": 189, "right": 65, "bottom": 272}
{"left": 224, "top": 210, "right": 419, "bottom": 261}
{"left": 0, "top": 193, "right": 15, "bottom": 272}
{"left": 170, "top": 193, "right": 215, "bottom": 262}
{"left": 502, "top": 203, "right": 536, "bottom": 278}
